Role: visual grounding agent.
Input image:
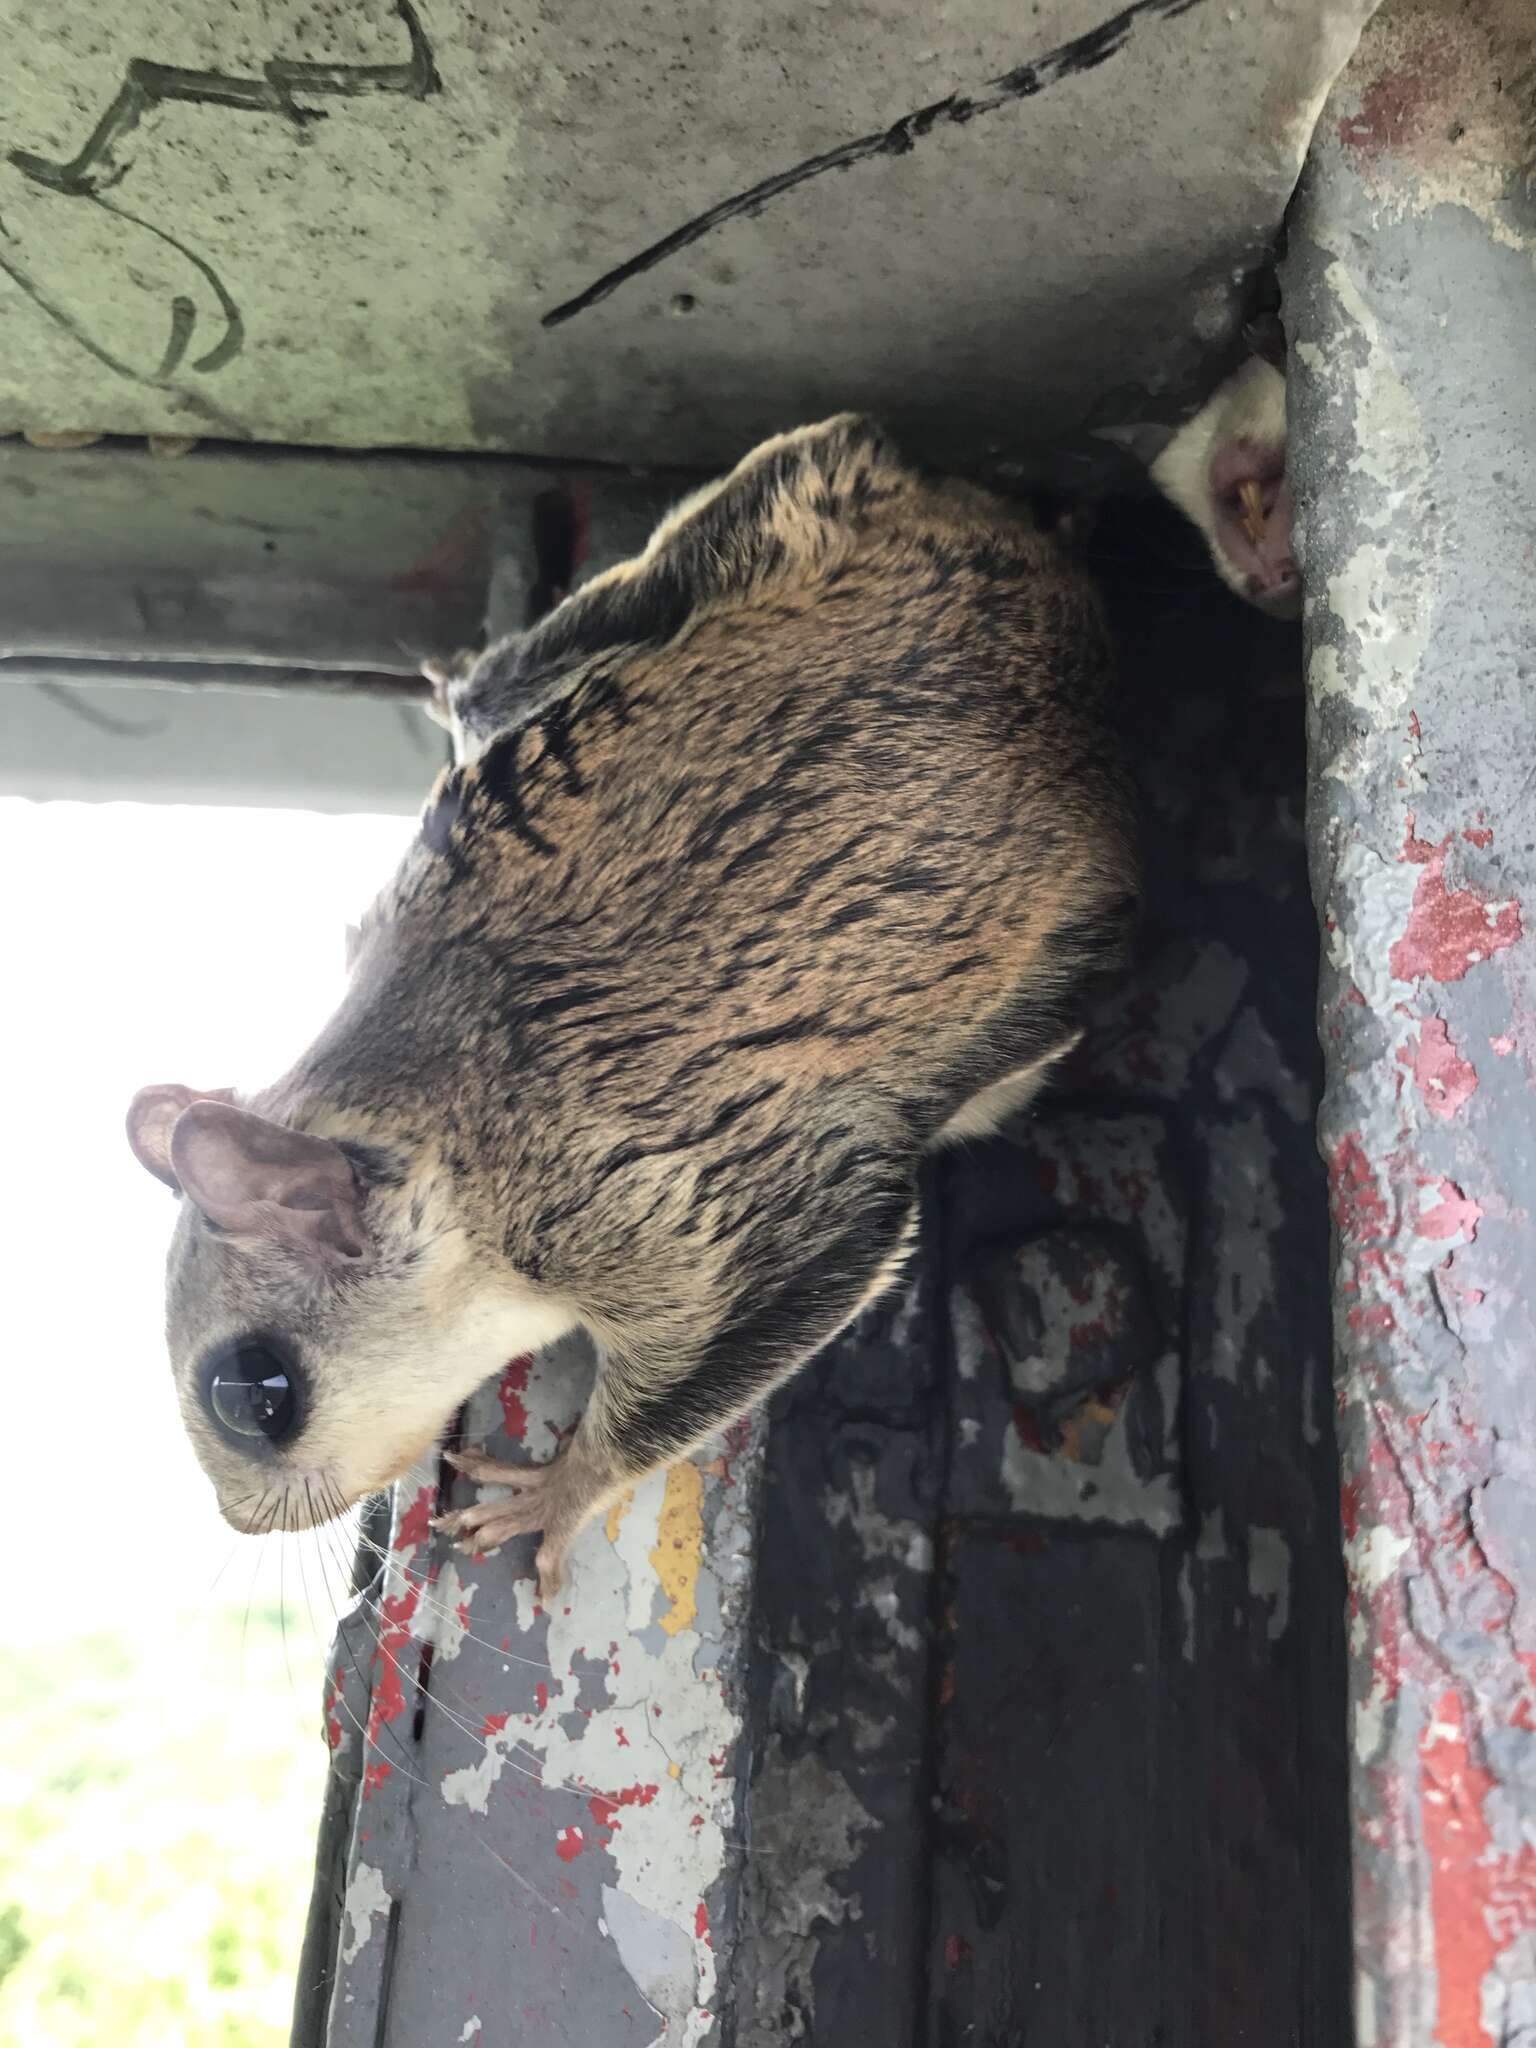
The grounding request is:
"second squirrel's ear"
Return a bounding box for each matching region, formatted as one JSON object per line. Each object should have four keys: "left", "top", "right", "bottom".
{"left": 1242, "top": 312, "right": 1288, "bottom": 370}
{"left": 126, "top": 1084, "right": 237, "bottom": 1190}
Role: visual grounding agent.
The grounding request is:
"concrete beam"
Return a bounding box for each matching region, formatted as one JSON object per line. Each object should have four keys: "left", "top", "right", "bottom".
{"left": 1283, "top": 4, "right": 1536, "bottom": 2041}
{"left": 0, "top": 0, "right": 1375, "bottom": 472}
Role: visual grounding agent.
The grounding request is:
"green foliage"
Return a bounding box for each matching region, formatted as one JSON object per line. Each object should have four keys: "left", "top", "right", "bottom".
{"left": 0, "top": 1606, "right": 330, "bottom": 2047}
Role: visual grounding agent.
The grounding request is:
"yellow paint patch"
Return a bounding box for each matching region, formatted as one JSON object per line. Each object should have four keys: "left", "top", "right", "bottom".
{"left": 605, "top": 1487, "right": 636, "bottom": 1546}
{"left": 650, "top": 1461, "right": 704, "bottom": 1637}
{"left": 667, "top": 1761, "right": 681, "bottom": 1780}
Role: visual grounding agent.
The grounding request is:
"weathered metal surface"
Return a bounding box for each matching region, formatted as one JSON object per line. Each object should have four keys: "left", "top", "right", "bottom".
{"left": 0, "top": 0, "right": 1374, "bottom": 470}
{"left": 313, "top": 1342, "right": 762, "bottom": 2047}
{"left": 1282, "top": 4, "right": 1536, "bottom": 2042}
{"left": 739, "top": 508, "right": 1351, "bottom": 2045}
{"left": 946, "top": 1114, "right": 1184, "bottom": 1534}
{"left": 737, "top": 1256, "right": 943, "bottom": 2048}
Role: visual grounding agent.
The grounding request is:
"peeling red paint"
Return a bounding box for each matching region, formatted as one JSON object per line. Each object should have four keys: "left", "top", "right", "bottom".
{"left": 394, "top": 1485, "right": 435, "bottom": 1550}
{"left": 1399, "top": 1016, "right": 1478, "bottom": 1120}
{"left": 1336, "top": 24, "right": 1461, "bottom": 163}
{"left": 554, "top": 1826, "right": 585, "bottom": 1863}
{"left": 587, "top": 1782, "right": 660, "bottom": 1845}
{"left": 498, "top": 1354, "right": 534, "bottom": 1441}
{"left": 1420, "top": 1689, "right": 1536, "bottom": 2048}
{"left": 1402, "top": 814, "right": 1439, "bottom": 864}
{"left": 1389, "top": 841, "right": 1522, "bottom": 984}
{"left": 1339, "top": 1476, "right": 1366, "bottom": 1543}
{"left": 534, "top": 1682, "right": 549, "bottom": 1714}
{"left": 367, "top": 1583, "right": 419, "bottom": 1738}
{"left": 363, "top": 1761, "right": 392, "bottom": 1796}
{"left": 1347, "top": 1301, "right": 1397, "bottom": 1334}
{"left": 1415, "top": 1179, "right": 1482, "bottom": 1243}
{"left": 1464, "top": 827, "right": 1493, "bottom": 849}
{"left": 1327, "top": 1132, "right": 1395, "bottom": 1290}
{"left": 694, "top": 1901, "right": 710, "bottom": 1943}
{"left": 481, "top": 1711, "right": 510, "bottom": 1739}
{"left": 323, "top": 1669, "right": 345, "bottom": 1754}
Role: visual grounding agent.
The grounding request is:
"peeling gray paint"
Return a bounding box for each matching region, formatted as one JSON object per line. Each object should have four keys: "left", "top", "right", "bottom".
{"left": 313, "top": 1325, "right": 762, "bottom": 2046}
{"left": 737, "top": 1746, "right": 880, "bottom": 2048}
{"left": 1284, "top": 2, "right": 1536, "bottom": 2038}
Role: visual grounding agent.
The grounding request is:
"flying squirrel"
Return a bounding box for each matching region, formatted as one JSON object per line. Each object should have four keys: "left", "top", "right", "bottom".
{"left": 128, "top": 413, "right": 1137, "bottom": 1598}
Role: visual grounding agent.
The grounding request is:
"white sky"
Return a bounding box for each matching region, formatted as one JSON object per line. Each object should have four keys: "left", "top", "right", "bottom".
{"left": 0, "top": 797, "right": 413, "bottom": 1643}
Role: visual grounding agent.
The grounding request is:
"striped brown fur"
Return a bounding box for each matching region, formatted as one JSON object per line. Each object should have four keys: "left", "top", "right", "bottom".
{"left": 128, "top": 414, "right": 1137, "bottom": 1595}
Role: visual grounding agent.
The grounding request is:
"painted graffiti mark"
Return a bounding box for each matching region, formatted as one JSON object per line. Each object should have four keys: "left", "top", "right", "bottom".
{"left": 9, "top": 0, "right": 439, "bottom": 198}
{"left": 542, "top": 0, "right": 1208, "bottom": 326}
{"left": 0, "top": 0, "right": 437, "bottom": 404}
{"left": 0, "top": 202, "right": 250, "bottom": 433}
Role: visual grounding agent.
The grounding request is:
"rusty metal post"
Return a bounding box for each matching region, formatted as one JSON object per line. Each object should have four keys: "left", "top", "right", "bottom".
{"left": 1283, "top": 4, "right": 1536, "bottom": 2042}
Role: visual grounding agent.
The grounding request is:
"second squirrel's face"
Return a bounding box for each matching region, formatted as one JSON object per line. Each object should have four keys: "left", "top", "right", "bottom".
{"left": 1152, "top": 356, "right": 1301, "bottom": 620}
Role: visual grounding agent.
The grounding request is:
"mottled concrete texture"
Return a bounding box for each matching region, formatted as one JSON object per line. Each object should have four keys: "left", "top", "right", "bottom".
{"left": 0, "top": 0, "right": 1373, "bottom": 467}
{"left": 1283, "top": 3, "right": 1536, "bottom": 2043}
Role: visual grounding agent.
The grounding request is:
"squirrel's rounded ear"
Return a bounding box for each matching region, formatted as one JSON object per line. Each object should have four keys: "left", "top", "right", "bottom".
{"left": 421, "top": 647, "right": 478, "bottom": 730}
{"left": 126, "top": 1084, "right": 236, "bottom": 1191}
{"left": 170, "top": 1101, "right": 366, "bottom": 1262}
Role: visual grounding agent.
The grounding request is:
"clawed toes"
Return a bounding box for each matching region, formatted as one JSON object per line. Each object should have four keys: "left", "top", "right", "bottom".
{"left": 444, "top": 1447, "right": 556, "bottom": 1488}
{"left": 429, "top": 1444, "right": 583, "bottom": 1594}
{"left": 535, "top": 1540, "right": 566, "bottom": 1603}
{"left": 432, "top": 1479, "right": 558, "bottom": 1550}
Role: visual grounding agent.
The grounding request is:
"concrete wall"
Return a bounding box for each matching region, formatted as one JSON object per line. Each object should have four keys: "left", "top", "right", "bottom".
{"left": 0, "top": 0, "right": 1373, "bottom": 473}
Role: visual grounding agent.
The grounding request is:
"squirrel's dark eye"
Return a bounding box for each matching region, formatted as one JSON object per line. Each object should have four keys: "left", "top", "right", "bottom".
{"left": 206, "top": 1342, "right": 299, "bottom": 1444}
